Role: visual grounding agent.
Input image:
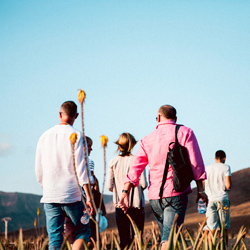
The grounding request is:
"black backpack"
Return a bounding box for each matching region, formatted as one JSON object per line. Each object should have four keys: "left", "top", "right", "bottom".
{"left": 159, "top": 125, "right": 194, "bottom": 199}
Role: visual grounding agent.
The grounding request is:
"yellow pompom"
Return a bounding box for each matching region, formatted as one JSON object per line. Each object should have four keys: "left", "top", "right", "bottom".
{"left": 37, "top": 207, "right": 40, "bottom": 216}
{"left": 78, "top": 89, "right": 86, "bottom": 103}
{"left": 34, "top": 218, "right": 37, "bottom": 227}
{"left": 100, "top": 135, "right": 108, "bottom": 148}
{"left": 70, "top": 133, "right": 78, "bottom": 145}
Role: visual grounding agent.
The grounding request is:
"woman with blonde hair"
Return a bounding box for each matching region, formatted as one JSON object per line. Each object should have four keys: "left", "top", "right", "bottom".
{"left": 107, "top": 133, "right": 147, "bottom": 249}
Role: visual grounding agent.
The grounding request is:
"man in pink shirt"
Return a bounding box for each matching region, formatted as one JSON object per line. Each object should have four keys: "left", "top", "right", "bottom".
{"left": 119, "top": 105, "right": 208, "bottom": 250}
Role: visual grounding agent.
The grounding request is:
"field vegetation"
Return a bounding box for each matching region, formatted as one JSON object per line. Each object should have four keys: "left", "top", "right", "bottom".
{"left": 0, "top": 215, "right": 248, "bottom": 250}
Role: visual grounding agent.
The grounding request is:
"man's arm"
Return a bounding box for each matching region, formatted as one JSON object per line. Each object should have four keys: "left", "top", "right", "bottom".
{"left": 225, "top": 176, "right": 232, "bottom": 190}
{"left": 225, "top": 165, "right": 232, "bottom": 190}
{"left": 74, "top": 135, "right": 89, "bottom": 187}
{"left": 183, "top": 129, "right": 208, "bottom": 204}
{"left": 35, "top": 140, "right": 43, "bottom": 186}
{"left": 118, "top": 182, "right": 133, "bottom": 213}
{"left": 119, "top": 141, "right": 149, "bottom": 213}
{"left": 183, "top": 129, "right": 206, "bottom": 181}
{"left": 82, "top": 184, "right": 93, "bottom": 214}
{"left": 196, "top": 180, "right": 208, "bottom": 205}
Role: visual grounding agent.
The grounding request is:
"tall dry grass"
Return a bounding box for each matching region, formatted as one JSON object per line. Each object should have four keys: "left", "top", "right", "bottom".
{"left": 0, "top": 217, "right": 248, "bottom": 250}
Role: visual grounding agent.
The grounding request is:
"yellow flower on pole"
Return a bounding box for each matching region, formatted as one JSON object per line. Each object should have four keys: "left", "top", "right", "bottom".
{"left": 34, "top": 218, "right": 37, "bottom": 227}
{"left": 37, "top": 207, "right": 40, "bottom": 217}
{"left": 223, "top": 206, "right": 229, "bottom": 211}
{"left": 70, "top": 133, "right": 78, "bottom": 145}
{"left": 100, "top": 135, "right": 108, "bottom": 148}
{"left": 78, "top": 89, "right": 86, "bottom": 104}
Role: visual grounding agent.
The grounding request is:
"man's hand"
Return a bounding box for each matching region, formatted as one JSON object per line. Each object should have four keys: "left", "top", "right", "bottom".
{"left": 118, "top": 193, "right": 129, "bottom": 213}
{"left": 86, "top": 200, "right": 94, "bottom": 215}
{"left": 196, "top": 192, "right": 208, "bottom": 206}
{"left": 82, "top": 183, "right": 94, "bottom": 215}
{"left": 195, "top": 180, "right": 208, "bottom": 205}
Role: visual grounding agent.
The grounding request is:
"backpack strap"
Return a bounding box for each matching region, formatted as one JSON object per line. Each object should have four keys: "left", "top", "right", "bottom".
{"left": 159, "top": 124, "right": 182, "bottom": 200}
{"left": 159, "top": 154, "right": 170, "bottom": 200}
{"left": 175, "top": 125, "right": 182, "bottom": 144}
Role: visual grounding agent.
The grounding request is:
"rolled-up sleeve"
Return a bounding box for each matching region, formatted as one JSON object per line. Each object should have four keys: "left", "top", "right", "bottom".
{"left": 184, "top": 130, "right": 206, "bottom": 181}
{"left": 125, "top": 141, "right": 148, "bottom": 187}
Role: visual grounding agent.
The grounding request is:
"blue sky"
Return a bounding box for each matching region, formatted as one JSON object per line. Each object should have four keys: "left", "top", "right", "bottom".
{"left": 1, "top": 1, "right": 250, "bottom": 199}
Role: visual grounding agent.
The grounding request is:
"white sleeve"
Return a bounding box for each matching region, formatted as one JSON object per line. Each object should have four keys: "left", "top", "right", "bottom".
{"left": 106, "top": 160, "right": 115, "bottom": 192}
{"left": 35, "top": 138, "right": 43, "bottom": 186}
{"left": 75, "top": 135, "right": 88, "bottom": 186}
{"left": 225, "top": 165, "right": 231, "bottom": 176}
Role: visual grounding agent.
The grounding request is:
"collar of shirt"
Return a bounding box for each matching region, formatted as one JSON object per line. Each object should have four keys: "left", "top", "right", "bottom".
{"left": 156, "top": 119, "right": 176, "bottom": 129}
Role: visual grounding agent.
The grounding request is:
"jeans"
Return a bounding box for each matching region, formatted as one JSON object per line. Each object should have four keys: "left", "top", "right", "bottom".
{"left": 116, "top": 207, "right": 145, "bottom": 249}
{"left": 150, "top": 194, "right": 188, "bottom": 243}
{"left": 44, "top": 202, "right": 91, "bottom": 250}
{"left": 206, "top": 200, "right": 230, "bottom": 230}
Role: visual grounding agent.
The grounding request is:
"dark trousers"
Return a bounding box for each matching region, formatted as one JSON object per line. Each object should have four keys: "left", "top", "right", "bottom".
{"left": 115, "top": 207, "right": 145, "bottom": 249}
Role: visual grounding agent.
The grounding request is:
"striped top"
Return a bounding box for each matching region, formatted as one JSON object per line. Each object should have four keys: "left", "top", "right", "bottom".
{"left": 89, "top": 159, "right": 95, "bottom": 172}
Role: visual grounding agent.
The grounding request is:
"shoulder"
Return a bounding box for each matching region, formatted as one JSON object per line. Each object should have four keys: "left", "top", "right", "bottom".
{"left": 205, "top": 163, "right": 217, "bottom": 173}
{"left": 38, "top": 126, "right": 56, "bottom": 141}
{"left": 108, "top": 156, "right": 120, "bottom": 166}
{"left": 178, "top": 124, "right": 193, "bottom": 134}
{"left": 176, "top": 125, "right": 195, "bottom": 141}
{"left": 141, "top": 129, "right": 159, "bottom": 145}
{"left": 65, "top": 126, "right": 82, "bottom": 141}
{"left": 223, "top": 163, "right": 231, "bottom": 171}
{"left": 217, "top": 163, "right": 230, "bottom": 170}
{"left": 66, "top": 125, "right": 81, "bottom": 135}
{"left": 205, "top": 163, "right": 215, "bottom": 169}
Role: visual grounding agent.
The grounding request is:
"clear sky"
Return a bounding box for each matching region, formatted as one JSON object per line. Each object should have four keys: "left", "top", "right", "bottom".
{"left": 1, "top": 1, "right": 250, "bottom": 199}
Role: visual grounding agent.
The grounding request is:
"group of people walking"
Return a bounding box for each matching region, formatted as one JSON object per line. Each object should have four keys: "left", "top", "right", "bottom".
{"left": 35, "top": 101, "right": 231, "bottom": 250}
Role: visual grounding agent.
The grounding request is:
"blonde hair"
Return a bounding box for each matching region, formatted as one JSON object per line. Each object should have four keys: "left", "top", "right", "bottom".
{"left": 115, "top": 133, "right": 137, "bottom": 157}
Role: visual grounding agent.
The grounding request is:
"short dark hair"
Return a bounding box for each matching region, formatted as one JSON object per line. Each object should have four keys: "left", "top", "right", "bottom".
{"left": 215, "top": 150, "right": 226, "bottom": 160}
{"left": 61, "top": 101, "right": 77, "bottom": 118}
{"left": 158, "top": 105, "right": 177, "bottom": 120}
{"left": 86, "top": 136, "right": 93, "bottom": 145}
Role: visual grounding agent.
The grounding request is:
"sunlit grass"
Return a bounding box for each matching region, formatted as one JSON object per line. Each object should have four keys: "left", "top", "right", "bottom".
{"left": 0, "top": 219, "right": 248, "bottom": 250}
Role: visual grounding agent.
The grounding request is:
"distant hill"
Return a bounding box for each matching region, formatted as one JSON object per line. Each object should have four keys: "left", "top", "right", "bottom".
{"left": 0, "top": 191, "right": 113, "bottom": 232}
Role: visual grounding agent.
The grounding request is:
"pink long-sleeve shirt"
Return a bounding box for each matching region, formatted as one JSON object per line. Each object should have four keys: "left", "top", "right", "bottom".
{"left": 125, "top": 120, "right": 206, "bottom": 200}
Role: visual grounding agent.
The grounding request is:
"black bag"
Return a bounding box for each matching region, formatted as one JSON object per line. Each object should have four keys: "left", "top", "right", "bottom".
{"left": 159, "top": 125, "right": 194, "bottom": 199}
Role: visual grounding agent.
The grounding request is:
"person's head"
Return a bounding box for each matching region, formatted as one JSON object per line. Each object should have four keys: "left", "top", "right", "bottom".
{"left": 215, "top": 150, "right": 226, "bottom": 163}
{"left": 115, "top": 133, "right": 137, "bottom": 157}
{"left": 157, "top": 105, "right": 177, "bottom": 123}
{"left": 59, "top": 101, "right": 79, "bottom": 125}
{"left": 86, "top": 136, "right": 93, "bottom": 156}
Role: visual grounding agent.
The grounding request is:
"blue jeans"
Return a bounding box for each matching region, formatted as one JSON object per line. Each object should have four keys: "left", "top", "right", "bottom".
{"left": 150, "top": 194, "right": 188, "bottom": 243}
{"left": 44, "top": 202, "right": 91, "bottom": 250}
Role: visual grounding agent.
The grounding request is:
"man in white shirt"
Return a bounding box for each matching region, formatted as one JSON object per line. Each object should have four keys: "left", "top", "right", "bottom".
{"left": 35, "top": 101, "right": 93, "bottom": 250}
{"left": 204, "top": 150, "right": 232, "bottom": 246}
